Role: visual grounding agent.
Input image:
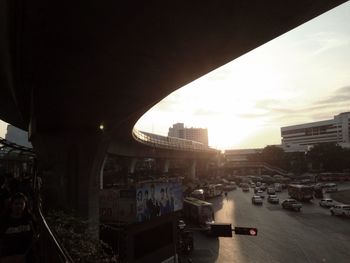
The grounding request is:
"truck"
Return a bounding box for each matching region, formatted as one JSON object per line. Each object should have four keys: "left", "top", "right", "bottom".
{"left": 183, "top": 197, "right": 215, "bottom": 229}
{"left": 288, "top": 184, "right": 313, "bottom": 202}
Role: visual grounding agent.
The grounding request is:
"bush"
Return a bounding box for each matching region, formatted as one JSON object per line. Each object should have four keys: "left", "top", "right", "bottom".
{"left": 46, "top": 210, "right": 118, "bottom": 263}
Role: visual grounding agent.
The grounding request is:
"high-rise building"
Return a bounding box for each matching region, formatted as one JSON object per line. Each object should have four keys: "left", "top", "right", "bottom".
{"left": 281, "top": 112, "right": 350, "bottom": 150}
{"left": 168, "top": 123, "right": 208, "bottom": 146}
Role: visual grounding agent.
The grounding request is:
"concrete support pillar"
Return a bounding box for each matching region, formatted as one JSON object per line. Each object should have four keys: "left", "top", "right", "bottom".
{"left": 32, "top": 132, "right": 109, "bottom": 226}
{"left": 128, "top": 158, "right": 138, "bottom": 174}
{"left": 162, "top": 159, "right": 170, "bottom": 174}
{"left": 189, "top": 159, "right": 197, "bottom": 180}
{"left": 257, "top": 167, "right": 262, "bottom": 176}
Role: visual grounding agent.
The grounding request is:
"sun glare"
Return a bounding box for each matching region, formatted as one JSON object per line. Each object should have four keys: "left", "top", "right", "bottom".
{"left": 135, "top": 2, "right": 350, "bottom": 150}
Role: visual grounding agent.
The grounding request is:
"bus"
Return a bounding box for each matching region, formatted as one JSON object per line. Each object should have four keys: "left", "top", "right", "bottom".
{"left": 324, "top": 183, "right": 338, "bottom": 193}
{"left": 183, "top": 197, "right": 215, "bottom": 229}
{"left": 288, "top": 184, "right": 313, "bottom": 202}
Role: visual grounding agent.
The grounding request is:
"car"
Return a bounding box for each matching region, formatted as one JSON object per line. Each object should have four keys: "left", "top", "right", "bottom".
{"left": 274, "top": 183, "right": 282, "bottom": 192}
{"left": 260, "top": 184, "right": 267, "bottom": 191}
{"left": 267, "top": 187, "right": 276, "bottom": 195}
{"left": 330, "top": 204, "right": 350, "bottom": 216}
{"left": 242, "top": 186, "right": 250, "bottom": 192}
{"left": 267, "top": 194, "right": 279, "bottom": 204}
{"left": 229, "top": 181, "right": 237, "bottom": 190}
{"left": 319, "top": 198, "right": 334, "bottom": 208}
{"left": 252, "top": 196, "right": 263, "bottom": 205}
{"left": 254, "top": 187, "right": 260, "bottom": 194}
{"left": 250, "top": 183, "right": 256, "bottom": 188}
{"left": 282, "top": 199, "right": 302, "bottom": 211}
{"left": 241, "top": 183, "right": 250, "bottom": 192}
{"left": 256, "top": 190, "right": 265, "bottom": 198}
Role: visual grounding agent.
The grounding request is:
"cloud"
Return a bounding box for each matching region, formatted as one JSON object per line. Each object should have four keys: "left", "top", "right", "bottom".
{"left": 310, "top": 32, "right": 350, "bottom": 56}
{"left": 268, "top": 86, "right": 350, "bottom": 126}
{"left": 316, "top": 86, "right": 350, "bottom": 105}
{"left": 193, "top": 108, "right": 220, "bottom": 116}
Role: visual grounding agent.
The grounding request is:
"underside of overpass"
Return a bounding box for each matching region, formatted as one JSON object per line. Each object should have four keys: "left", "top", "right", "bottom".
{"left": 0, "top": 0, "right": 347, "bottom": 218}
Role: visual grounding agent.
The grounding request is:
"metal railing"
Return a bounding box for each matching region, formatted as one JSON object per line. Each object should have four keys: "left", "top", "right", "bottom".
{"left": 32, "top": 169, "right": 74, "bottom": 263}
{"left": 132, "top": 128, "right": 218, "bottom": 153}
{"left": 0, "top": 136, "right": 73, "bottom": 262}
{"left": 35, "top": 200, "right": 74, "bottom": 263}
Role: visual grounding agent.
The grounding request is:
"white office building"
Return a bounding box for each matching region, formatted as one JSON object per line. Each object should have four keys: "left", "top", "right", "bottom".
{"left": 281, "top": 112, "right": 350, "bottom": 150}
{"left": 168, "top": 123, "right": 208, "bottom": 146}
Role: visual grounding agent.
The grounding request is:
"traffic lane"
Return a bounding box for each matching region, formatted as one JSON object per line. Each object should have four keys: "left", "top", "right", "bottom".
{"left": 193, "top": 188, "right": 350, "bottom": 263}
{"left": 226, "top": 189, "right": 350, "bottom": 263}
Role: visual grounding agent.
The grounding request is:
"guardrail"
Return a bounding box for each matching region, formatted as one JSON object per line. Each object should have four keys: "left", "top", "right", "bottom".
{"left": 33, "top": 171, "right": 74, "bottom": 263}
{"left": 132, "top": 128, "right": 218, "bottom": 153}
{"left": 224, "top": 161, "right": 288, "bottom": 176}
{"left": 35, "top": 201, "right": 74, "bottom": 263}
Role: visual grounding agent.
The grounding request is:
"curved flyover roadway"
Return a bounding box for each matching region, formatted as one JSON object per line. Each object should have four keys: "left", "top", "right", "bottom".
{"left": 0, "top": 0, "right": 347, "bottom": 215}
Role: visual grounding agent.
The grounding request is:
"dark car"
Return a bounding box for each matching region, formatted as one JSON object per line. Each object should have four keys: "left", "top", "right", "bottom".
{"left": 282, "top": 199, "right": 302, "bottom": 211}
{"left": 319, "top": 199, "right": 334, "bottom": 208}
{"left": 267, "top": 194, "right": 279, "bottom": 204}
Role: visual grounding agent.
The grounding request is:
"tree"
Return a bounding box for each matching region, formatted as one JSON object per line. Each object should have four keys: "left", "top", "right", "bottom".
{"left": 306, "top": 143, "right": 345, "bottom": 172}
{"left": 260, "top": 146, "right": 287, "bottom": 169}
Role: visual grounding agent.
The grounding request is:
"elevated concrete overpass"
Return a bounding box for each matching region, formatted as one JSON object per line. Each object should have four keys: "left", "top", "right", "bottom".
{"left": 0, "top": 0, "right": 347, "bottom": 218}
{"left": 224, "top": 161, "right": 288, "bottom": 176}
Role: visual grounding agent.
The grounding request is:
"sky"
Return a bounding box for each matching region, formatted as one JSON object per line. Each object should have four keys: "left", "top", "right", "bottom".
{"left": 135, "top": 1, "right": 350, "bottom": 150}
{"left": 1, "top": 2, "right": 350, "bottom": 150}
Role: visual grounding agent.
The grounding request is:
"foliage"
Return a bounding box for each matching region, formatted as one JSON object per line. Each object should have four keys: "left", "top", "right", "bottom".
{"left": 46, "top": 210, "right": 118, "bottom": 263}
{"left": 306, "top": 143, "right": 348, "bottom": 172}
{"left": 247, "top": 143, "right": 350, "bottom": 174}
{"left": 285, "top": 151, "right": 308, "bottom": 175}
{"left": 260, "top": 146, "right": 288, "bottom": 169}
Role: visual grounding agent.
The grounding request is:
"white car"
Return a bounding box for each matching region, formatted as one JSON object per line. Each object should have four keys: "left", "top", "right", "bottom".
{"left": 256, "top": 190, "right": 265, "bottom": 198}
{"left": 319, "top": 198, "right": 334, "bottom": 208}
{"left": 252, "top": 196, "right": 263, "bottom": 205}
{"left": 330, "top": 204, "right": 350, "bottom": 216}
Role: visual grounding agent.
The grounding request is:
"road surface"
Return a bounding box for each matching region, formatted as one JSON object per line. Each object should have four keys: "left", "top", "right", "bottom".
{"left": 185, "top": 183, "right": 350, "bottom": 263}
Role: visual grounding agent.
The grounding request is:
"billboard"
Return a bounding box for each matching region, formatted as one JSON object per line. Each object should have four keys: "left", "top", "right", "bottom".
{"left": 100, "top": 189, "right": 136, "bottom": 223}
{"left": 136, "top": 182, "right": 183, "bottom": 222}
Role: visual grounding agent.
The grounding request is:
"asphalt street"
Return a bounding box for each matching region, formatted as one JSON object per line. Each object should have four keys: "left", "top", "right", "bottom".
{"left": 185, "top": 183, "right": 350, "bottom": 263}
